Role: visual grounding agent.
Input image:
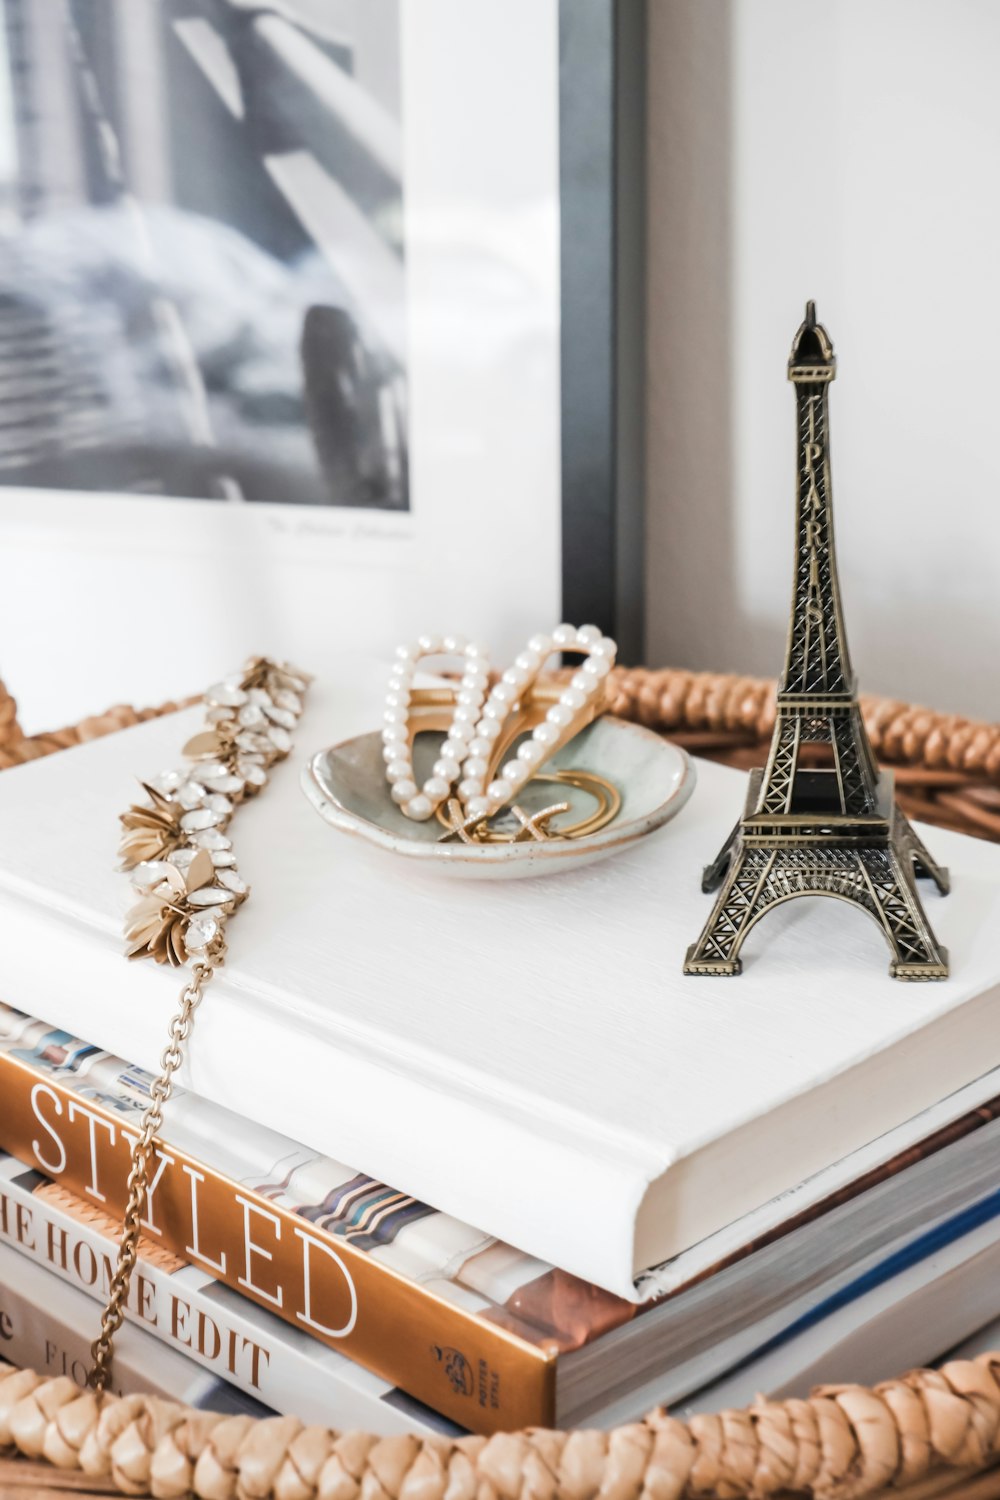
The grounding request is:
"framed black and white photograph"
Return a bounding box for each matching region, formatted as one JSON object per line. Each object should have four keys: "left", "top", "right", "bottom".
{"left": 0, "top": 0, "right": 408, "bottom": 512}
{"left": 0, "top": 0, "right": 645, "bottom": 727}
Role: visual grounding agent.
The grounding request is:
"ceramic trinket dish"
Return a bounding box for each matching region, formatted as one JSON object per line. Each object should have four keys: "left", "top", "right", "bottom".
{"left": 302, "top": 708, "right": 694, "bottom": 879}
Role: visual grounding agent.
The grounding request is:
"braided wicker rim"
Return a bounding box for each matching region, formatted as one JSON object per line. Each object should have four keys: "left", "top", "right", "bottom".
{"left": 1, "top": 666, "right": 999, "bottom": 1500}
{"left": 3, "top": 667, "right": 998, "bottom": 840}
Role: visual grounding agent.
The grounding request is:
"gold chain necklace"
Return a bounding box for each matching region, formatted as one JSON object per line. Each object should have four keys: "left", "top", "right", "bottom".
{"left": 89, "top": 656, "right": 311, "bottom": 1394}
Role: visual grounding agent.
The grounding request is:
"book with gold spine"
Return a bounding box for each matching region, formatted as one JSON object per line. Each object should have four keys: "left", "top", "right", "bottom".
{"left": 0, "top": 1154, "right": 460, "bottom": 1436}
{"left": 4, "top": 1000, "right": 1000, "bottom": 1433}
{"left": 0, "top": 1005, "right": 555, "bottom": 1433}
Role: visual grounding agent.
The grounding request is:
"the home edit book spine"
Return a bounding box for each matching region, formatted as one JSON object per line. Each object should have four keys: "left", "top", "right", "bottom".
{"left": 0, "top": 1050, "right": 552, "bottom": 1434}
{"left": 0, "top": 1235, "right": 265, "bottom": 1414}
{"left": 0, "top": 1160, "right": 458, "bottom": 1437}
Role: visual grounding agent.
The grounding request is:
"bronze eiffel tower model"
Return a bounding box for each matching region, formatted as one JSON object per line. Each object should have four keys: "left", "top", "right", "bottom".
{"left": 684, "top": 303, "right": 950, "bottom": 980}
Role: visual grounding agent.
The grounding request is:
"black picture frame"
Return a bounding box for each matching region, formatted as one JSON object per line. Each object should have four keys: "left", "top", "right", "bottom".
{"left": 559, "top": 0, "right": 647, "bottom": 663}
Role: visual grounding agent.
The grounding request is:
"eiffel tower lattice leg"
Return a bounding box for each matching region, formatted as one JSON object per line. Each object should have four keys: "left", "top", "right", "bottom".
{"left": 757, "top": 718, "right": 800, "bottom": 813}
{"left": 830, "top": 711, "right": 880, "bottom": 815}
{"left": 857, "top": 846, "right": 949, "bottom": 978}
{"left": 684, "top": 845, "right": 778, "bottom": 976}
{"left": 700, "top": 820, "right": 740, "bottom": 893}
{"left": 893, "top": 806, "right": 951, "bottom": 895}
{"left": 684, "top": 844, "right": 949, "bottom": 979}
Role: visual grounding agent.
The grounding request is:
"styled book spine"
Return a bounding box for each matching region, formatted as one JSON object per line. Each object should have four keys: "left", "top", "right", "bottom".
{"left": 0, "top": 1051, "right": 552, "bottom": 1434}
{"left": 0, "top": 1160, "right": 464, "bottom": 1437}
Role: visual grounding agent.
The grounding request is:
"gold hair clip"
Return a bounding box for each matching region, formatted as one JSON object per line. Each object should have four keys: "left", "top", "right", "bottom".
{"left": 382, "top": 625, "right": 618, "bottom": 842}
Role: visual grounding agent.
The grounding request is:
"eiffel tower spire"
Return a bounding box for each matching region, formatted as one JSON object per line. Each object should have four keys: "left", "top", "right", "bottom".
{"left": 783, "top": 299, "right": 852, "bottom": 696}
{"left": 684, "top": 303, "right": 950, "bottom": 981}
{"left": 754, "top": 304, "right": 880, "bottom": 821}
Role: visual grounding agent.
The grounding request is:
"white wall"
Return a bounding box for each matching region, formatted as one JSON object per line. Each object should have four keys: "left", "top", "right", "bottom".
{"left": 647, "top": 0, "right": 1000, "bottom": 720}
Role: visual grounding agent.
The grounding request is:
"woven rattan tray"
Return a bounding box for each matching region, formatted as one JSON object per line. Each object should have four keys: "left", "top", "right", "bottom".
{"left": 2, "top": 666, "right": 999, "bottom": 1500}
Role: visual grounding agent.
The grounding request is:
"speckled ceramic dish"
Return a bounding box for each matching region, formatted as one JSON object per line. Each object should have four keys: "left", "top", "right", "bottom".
{"left": 302, "top": 717, "right": 695, "bottom": 879}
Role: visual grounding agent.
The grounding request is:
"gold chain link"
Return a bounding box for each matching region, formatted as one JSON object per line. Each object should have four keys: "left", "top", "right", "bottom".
{"left": 88, "top": 952, "right": 223, "bottom": 1392}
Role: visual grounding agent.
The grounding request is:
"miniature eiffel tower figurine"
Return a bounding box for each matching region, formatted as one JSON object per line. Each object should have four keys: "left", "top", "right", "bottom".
{"left": 684, "top": 303, "right": 950, "bottom": 980}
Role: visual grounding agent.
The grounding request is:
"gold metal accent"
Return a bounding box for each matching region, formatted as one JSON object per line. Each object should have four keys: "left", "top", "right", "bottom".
{"left": 89, "top": 955, "right": 221, "bottom": 1392}
{"left": 685, "top": 303, "right": 949, "bottom": 981}
{"left": 438, "top": 797, "right": 575, "bottom": 845}
{"left": 405, "top": 675, "right": 622, "bottom": 845}
{"left": 182, "top": 727, "right": 236, "bottom": 761}
{"left": 406, "top": 678, "right": 609, "bottom": 764}
{"left": 118, "top": 782, "right": 186, "bottom": 869}
{"left": 543, "top": 768, "right": 622, "bottom": 836}
{"left": 509, "top": 801, "right": 573, "bottom": 841}
{"left": 436, "top": 768, "right": 620, "bottom": 844}
{"left": 438, "top": 798, "right": 490, "bottom": 844}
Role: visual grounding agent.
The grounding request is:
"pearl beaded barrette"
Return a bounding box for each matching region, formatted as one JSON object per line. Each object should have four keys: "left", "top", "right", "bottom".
{"left": 382, "top": 625, "right": 617, "bottom": 834}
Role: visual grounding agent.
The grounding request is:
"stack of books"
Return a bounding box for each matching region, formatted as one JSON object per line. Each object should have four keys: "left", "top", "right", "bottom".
{"left": 0, "top": 679, "right": 999, "bottom": 1435}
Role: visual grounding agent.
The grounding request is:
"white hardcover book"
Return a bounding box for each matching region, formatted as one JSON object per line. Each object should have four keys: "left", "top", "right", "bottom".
{"left": 0, "top": 1154, "right": 461, "bottom": 1436}
{"left": 0, "top": 664, "right": 999, "bottom": 1297}
{"left": 0, "top": 1237, "right": 271, "bottom": 1414}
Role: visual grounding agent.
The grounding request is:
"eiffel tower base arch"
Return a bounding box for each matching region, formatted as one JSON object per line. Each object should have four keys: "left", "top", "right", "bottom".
{"left": 683, "top": 803, "right": 949, "bottom": 981}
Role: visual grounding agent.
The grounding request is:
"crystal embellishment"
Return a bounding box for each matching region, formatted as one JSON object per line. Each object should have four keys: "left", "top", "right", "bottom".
{"left": 186, "top": 887, "right": 234, "bottom": 908}
{"left": 203, "top": 794, "right": 233, "bottom": 815}
{"left": 199, "top": 766, "right": 245, "bottom": 794}
{"left": 180, "top": 808, "right": 223, "bottom": 832}
{"left": 130, "top": 861, "right": 173, "bottom": 890}
{"left": 185, "top": 915, "right": 219, "bottom": 951}
{"left": 264, "top": 705, "right": 297, "bottom": 729}
{"left": 207, "top": 683, "right": 248, "bottom": 708}
{"left": 189, "top": 828, "right": 232, "bottom": 850}
{"left": 237, "top": 731, "right": 272, "bottom": 754}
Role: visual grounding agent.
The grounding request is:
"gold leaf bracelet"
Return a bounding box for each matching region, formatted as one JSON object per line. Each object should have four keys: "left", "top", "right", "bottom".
{"left": 90, "top": 656, "right": 311, "bottom": 1393}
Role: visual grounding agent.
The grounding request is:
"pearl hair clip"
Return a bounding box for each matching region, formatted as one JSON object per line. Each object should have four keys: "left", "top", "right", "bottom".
{"left": 303, "top": 633, "right": 695, "bottom": 879}
{"left": 382, "top": 624, "right": 617, "bottom": 839}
